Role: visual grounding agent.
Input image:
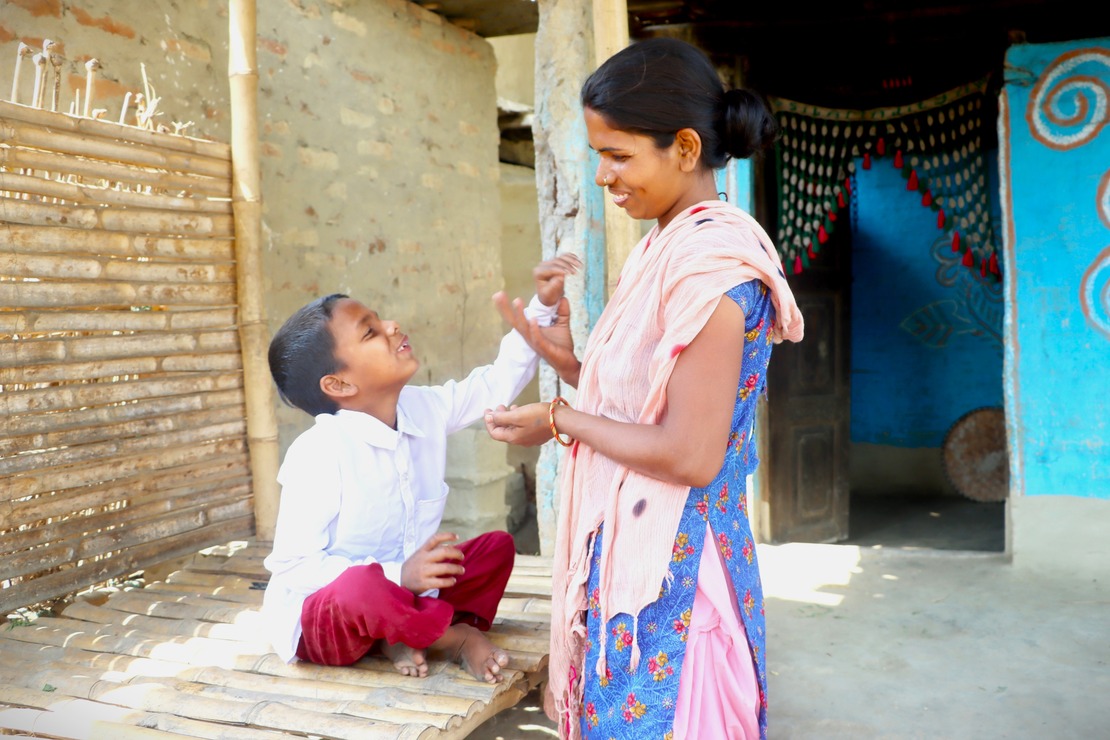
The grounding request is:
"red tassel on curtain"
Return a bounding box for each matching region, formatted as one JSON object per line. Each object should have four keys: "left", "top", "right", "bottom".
{"left": 844, "top": 177, "right": 852, "bottom": 194}
{"left": 962, "top": 249, "right": 974, "bottom": 267}
{"left": 894, "top": 150, "right": 904, "bottom": 169}
{"left": 877, "top": 138, "right": 886, "bottom": 156}
{"left": 828, "top": 209, "right": 837, "bottom": 222}
{"left": 818, "top": 224, "right": 829, "bottom": 244}
{"left": 863, "top": 152, "right": 871, "bottom": 170}
{"left": 938, "top": 209, "right": 946, "bottom": 229}
{"left": 980, "top": 258, "right": 988, "bottom": 277}
{"left": 837, "top": 191, "right": 846, "bottom": 208}
{"left": 808, "top": 242, "right": 816, "bottom": 259}
{"left": 951, "top": 231, "right": 961, "bottom": 253}
{"left": 990, "top": 252, "right": 999, "bottom": 274}
{"left": 921, "top": 189, "right": 933, "bottom": 206}
{"left": 906, "top": 170, "right": 919, "bottom": 191}
{"left": 794, "top": 254, "right": 803, "bottom": 275}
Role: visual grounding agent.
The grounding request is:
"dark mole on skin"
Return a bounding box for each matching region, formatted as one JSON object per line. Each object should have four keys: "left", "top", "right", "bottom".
{"left": 632, "top": 499, "right": 647, "bottom": 517}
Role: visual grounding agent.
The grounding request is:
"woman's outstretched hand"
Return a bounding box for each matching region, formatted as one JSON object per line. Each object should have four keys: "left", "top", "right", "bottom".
{"left": 484, "top": 403, "right": 555, "bottom": 447}
{"left": 493, "top": 293, "right": 581, "bottom": 388}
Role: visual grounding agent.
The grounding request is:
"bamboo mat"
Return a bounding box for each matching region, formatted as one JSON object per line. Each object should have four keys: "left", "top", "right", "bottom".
{"left": 0, "top": 541, "right": 554, "bottom": 740}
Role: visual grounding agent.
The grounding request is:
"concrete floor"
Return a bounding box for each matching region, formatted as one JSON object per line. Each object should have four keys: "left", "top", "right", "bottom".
{"left": 472, "top": 499, "right": 1110, "bottom": 739}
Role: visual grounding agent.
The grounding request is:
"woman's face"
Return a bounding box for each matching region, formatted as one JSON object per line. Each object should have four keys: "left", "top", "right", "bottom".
{"left": 585, "top": 107, "right": 692, "bottom": 227}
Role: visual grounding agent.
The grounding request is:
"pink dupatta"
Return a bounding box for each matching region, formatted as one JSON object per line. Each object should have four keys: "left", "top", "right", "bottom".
{"left": 548, "top": 200, "right": 803, "bottom": 737}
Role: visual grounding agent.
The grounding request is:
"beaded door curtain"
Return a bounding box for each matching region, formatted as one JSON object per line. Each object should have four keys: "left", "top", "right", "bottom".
{"left": 770, "top": 77, "right": 1001, "bottom": 281}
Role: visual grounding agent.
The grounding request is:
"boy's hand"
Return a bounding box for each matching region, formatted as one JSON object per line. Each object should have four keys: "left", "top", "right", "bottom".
{"left": 400, "top": 532, "right": 465, "bottom": 594}
{"left": 533, "top": 253, "right": 582, "bottom": 307}
{"left": 484, "top": 402, "right": 554, "bottom": 447}
{"left": 493, "top": 293, "right": 581, "bottom": 388}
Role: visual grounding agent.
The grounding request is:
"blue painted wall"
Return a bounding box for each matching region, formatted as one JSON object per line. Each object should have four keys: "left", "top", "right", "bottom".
{"left": 1003, "top": 38, "right": 1110, "bottom": 499}
{"left": 850, "top": 159, "right": 1004, "bottom": 447}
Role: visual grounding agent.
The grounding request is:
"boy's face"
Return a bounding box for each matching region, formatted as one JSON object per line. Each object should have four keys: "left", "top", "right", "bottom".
{"left": 325, "top": 298, "right": 419, "bottom": 401}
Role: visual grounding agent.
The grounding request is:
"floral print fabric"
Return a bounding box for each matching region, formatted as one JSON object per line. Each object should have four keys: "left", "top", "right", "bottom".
{"left": 578, "top": 279, "right": 774, "bottom": 739}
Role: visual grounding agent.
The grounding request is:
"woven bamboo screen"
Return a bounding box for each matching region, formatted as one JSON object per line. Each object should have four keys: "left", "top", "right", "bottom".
{"left": 0, "top": 100, "right": 255, "bottom": 615}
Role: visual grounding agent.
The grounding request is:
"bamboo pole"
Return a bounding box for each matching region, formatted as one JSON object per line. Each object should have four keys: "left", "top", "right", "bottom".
{"left": 0, "top": 517, "right": 254, "bottom": 614}
{"left": 84, "top": 59, "right": 100, "bottom": 117}
{"left": 0, "top": 146, "right": 233, "bottom": 197}
{"left": 10, "top": 42, "right": 34, "bottom": 103}
{"left": 228, "top": 0, "right": 280, "bottom": 541}
{"left": 2, "top": 454, "right": 249, "bottom": 524}
{"left": 0, "top": 170, "right": 232, "bottom": 213}
{"left": 1, "top": 119, "right": 231, "bottom": 178}
{"left": 0, "top": 99, "right": 230, "bottom": 159}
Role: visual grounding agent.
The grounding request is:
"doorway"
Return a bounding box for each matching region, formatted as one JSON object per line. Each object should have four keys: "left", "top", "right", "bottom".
{"left": 761, "top": 132, "right": 1007, "bottom": 553}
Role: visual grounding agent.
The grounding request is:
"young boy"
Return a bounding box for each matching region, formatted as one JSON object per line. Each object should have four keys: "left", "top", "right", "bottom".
{"left": 261, "top": 254, "right": 580, "bottom": 683}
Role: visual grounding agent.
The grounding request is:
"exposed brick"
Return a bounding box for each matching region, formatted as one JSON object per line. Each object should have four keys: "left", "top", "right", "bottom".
{"left": 65, "top": 73, "right": 139, "bottom": 103}
{"left": 297, "top": 147, "right": 339, "bottom": 170}
{"left": 330, "top": 11, "right": 367, "bottom": 37}
{"left": 357, "top": 140, "right": 392, "bottom": 159}
{"left": 281, "top": 228, "right": 320, "bottom": 248}
{"left": 259, "top": 37, "right": 287, "bottom": 57}
{"left": 9, "top": 0, "right": 61, "bottom": 18}
{"left": 455, "top": 162, "right": 479, "bottom": 178}
{"left": 432, "top": 39, "right": 457, "bottom": 55}
{"left": 287, "top": 0, "right": 322, "bottom": 19}
{"left": 346, "top": 67, "right": 380, "bottom": 84}
{"left": 339, "top": 106, "right": 376, "bottom": 129}
{"left": 70, "top": 6, "right": 136, "bottom": 38}
{"left": 23, "top": 36, "right": 63, "bottom": 54}
{"left": 162, "top": 37, "right": 212, "bottom": 63}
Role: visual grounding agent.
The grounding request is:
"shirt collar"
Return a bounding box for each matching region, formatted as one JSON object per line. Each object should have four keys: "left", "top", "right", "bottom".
{"left": 326, "top": 407, "right": 427, "bottom": 449}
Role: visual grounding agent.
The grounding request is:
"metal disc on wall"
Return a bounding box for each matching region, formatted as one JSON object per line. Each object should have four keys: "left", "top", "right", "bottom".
{"left": 942, "top": 407, "right": 1009, "bottom": 502}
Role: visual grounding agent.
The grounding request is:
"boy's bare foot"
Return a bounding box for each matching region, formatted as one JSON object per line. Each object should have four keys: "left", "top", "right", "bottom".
{"left": 432, "top": 623, "right": 510, "bottom": 684}
{"left": 380, "top": 640, "right": 428, "bottom": 678}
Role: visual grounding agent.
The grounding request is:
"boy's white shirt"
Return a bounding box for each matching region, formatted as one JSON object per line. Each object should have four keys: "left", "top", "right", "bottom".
{"left": 262, "top": 295, "right": 556, "bottom": 663}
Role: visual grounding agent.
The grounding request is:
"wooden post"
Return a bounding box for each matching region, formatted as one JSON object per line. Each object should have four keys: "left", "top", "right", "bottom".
{"left": 532, "top": 0, "right": 607, "bottom": 555}
{"left": 228, "top": 0, "right": 280, "bottom": 541}
{"left": 591, "top": 0, "right": 639, "bottom": 300}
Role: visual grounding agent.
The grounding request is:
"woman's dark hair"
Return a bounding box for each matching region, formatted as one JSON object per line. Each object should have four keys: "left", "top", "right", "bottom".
{"left": 268, "top": 293, "right": 348, "bottom": 417}
{"left": 580, "top": 37, "right": 780, "bottom": 169}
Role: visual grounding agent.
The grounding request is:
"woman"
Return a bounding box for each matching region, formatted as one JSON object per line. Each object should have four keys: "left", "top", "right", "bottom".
{"left": 485, "top": 37, "right": 804, "bottom": 739}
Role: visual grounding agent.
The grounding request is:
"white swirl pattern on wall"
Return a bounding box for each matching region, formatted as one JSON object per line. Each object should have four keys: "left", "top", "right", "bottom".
{"left": 1029, "top": 48, "right": 1110, "bottom": 341}
{"left": 1028, "top": 48, "right": 1110, "bottom": 149}
{"left": 1081, "top": 246, "right": 1110, "bottom": 341}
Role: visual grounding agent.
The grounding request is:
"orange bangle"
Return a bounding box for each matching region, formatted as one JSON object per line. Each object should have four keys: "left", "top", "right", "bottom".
{"left": 548, "top": 396, "right": 572, "bottom": 447}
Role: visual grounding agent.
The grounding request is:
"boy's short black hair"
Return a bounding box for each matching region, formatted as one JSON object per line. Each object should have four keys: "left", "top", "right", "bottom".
{"left": 268, "top": 293, "right": 348, "bottom": 416}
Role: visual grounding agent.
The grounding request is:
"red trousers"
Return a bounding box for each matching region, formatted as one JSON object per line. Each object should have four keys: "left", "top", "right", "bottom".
{"left": 295, "top": 530, "right": 516, "bottom": 666}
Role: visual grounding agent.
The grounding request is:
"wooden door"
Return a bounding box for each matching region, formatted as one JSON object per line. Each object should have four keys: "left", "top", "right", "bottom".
{"left": 763, "top": 224, "right": 851, "bottom": 543}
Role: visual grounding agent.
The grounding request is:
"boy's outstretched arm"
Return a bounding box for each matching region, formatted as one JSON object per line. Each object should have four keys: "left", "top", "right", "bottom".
{"left": 431, "top": 254, "right": 580, "bottom": 433}
{"left": 494, "top": 252, "right": 582, "bottom": 388}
